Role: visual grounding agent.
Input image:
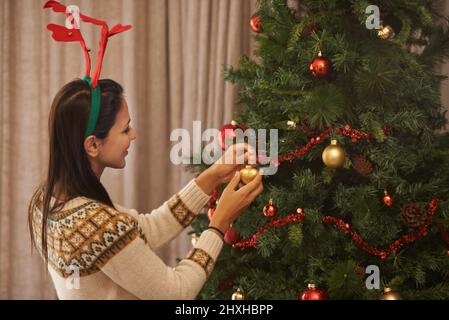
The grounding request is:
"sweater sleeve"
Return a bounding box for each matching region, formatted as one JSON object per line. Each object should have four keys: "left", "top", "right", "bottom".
{"left": 100, "top": 225, "right": 223, "bottom": 300}
{"left": 114, "top": 179, "right": 210, "bottom": 250}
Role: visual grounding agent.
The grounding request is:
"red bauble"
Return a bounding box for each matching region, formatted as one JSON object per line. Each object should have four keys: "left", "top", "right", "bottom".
{"left": 208, "top": 207, "right": 216, "bottom": 221}
{"left": 218, "top": 121, "right": 240, "bottom": 150}
{"left": 299, "top": 283, "right": 328, "bottom": 300}
{"left": 224, "top": 227, "right": 240, "bottom": 245}
{"left": 250, "top": 15, "right": 262, "bottom": 33}
{"left": 383, "top": 190, "right": 394, "bottom": 207}
{"left": 263, "top": 199, "right": 278, "bottom": 217}
{"left": 309, "top": 52, "right": 331, "bottom": 78}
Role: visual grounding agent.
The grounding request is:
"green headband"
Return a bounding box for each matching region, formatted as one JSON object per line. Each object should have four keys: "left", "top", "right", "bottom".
{"left": 83, "top": 76, "right": 101, "bottom": 138}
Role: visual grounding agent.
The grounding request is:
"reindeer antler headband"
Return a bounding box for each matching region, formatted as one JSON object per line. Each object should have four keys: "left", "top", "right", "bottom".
{"left": 43, "top": 0, "right": 132, "bottom": 138}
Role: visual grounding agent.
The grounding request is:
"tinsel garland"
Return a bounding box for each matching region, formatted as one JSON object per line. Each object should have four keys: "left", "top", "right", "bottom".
{"left": 233, "top": 209, "right": 305, "bottom": 250}
{"left": 232, "top": 198, "right": 440, "bottom": 259}
{"left": 274, "top": 125, "right": 385, "bottom": 165}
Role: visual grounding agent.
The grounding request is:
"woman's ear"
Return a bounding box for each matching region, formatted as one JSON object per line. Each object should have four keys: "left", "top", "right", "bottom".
{"left": 84, "top": 135, "right": 101, "bottom": 158}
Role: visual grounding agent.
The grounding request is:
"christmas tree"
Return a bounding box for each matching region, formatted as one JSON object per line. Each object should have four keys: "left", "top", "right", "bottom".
{"left": 190, "top": 0, "right": 449, "bottom": 300}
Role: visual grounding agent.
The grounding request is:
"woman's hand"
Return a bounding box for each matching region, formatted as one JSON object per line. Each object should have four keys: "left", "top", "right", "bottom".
{"left": 195, "top": 143, "right": 257, "bottom": 195}
{"left": 211, "top": 143, "right": 257, "bottom": 183}
{"left": 209, "top": 170, "right": 263, "bottom": 234}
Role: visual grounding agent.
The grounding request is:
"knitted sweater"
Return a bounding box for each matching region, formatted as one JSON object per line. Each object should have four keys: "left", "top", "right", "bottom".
{"left": 31, "top": 179, "right": 223, "bottom": 300}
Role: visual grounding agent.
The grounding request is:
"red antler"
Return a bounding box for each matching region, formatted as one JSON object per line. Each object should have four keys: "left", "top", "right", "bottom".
{"left": 43, "top": 0, "right": 132, "bottom": 88}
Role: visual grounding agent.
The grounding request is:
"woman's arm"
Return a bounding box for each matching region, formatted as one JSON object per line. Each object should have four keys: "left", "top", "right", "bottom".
{"left": 98, "top": 211, "right": 223, "bottom": 299}
{"left": 114, "top": 143, "right": 256, "bottom": 250}
{"left": 115, "top": 178, "right": 211, "bottom": 250}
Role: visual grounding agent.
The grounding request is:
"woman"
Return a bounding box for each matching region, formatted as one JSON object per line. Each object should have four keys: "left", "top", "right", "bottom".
{"left": 28, "top": 79, "right": 263, "bottom": 299}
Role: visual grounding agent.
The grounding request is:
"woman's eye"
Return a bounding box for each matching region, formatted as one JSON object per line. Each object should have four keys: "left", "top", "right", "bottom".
{"left": 123, "top": 127, "right": 131, "bottom": 133}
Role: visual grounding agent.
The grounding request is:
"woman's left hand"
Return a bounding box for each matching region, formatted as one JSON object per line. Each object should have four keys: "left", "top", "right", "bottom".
{"left": 195, "top": 143, "right": 256, "bottom": 195}
{"left": 210, "top": 143, "right": 257, "bottom": 184}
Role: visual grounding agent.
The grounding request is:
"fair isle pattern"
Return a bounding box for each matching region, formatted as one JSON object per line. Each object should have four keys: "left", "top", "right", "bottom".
{"left": 167, "top": 193, "right": 196, "bottom": 228}
{"left": 33, "top": 201, "right": 140, "bottom": 278}
{"left": 186, "top": 248, "right": 215, "bottom": 278}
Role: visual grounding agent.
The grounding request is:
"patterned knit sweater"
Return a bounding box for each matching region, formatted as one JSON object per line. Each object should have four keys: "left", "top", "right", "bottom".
{"left": 31, "top": 179, "right": 223, "bottom": 300}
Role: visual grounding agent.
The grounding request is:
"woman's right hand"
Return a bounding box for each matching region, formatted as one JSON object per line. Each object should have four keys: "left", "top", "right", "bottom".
{"left": 209, "top": 170, "right": 263, "bottom": 234}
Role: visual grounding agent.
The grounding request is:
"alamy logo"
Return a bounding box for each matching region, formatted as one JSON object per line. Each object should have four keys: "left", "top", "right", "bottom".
{"left": 365, "top": 265, "right": 380, "bottom": 289}
{"left": 170, "top": 121, "right": 279, "bottom": 175}
{"left": 365, "top": 5, "right": 381, "bottom": 30}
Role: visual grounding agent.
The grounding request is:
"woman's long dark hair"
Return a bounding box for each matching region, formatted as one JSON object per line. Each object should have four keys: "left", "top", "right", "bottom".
{"left": 28, "top": 79, "right": 124, "bottom": 263}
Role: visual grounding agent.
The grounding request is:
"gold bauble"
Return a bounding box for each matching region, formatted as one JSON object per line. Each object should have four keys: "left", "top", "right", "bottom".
{"left": 378, "top": 25, "right": 395, "bottom": 39}
{"left": 231, "top": 288, "right": 245, "bottom": 300}
{"left": 240, "top": 165, "right": 258, "bottom": 184}
{"left": 380, "top": 287, "right": 402, "bottom": 300}
{"left": 322, "top": 140, "right": 345, "bottom": 168}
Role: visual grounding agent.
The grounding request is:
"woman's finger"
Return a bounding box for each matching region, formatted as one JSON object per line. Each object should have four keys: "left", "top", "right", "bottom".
{"left": 247, "top": 183, "right": 263, "bottom": 201}
{"left": 238, "top": 173, "right": 262, "bottom": 195}
{"left": 227, "top": 171, "right": 241, "bottom": 191}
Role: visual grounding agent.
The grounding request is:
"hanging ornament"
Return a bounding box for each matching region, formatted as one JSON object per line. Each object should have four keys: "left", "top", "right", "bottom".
{"left": 380, "top": 287, "right": 402, "bottom": 300}
{"left": 218, "top": 120, "right": 240, "bottom": 150}
{"left": 322, "top": 140, "right": 345, "bottom": 168}
{"left": 207, "top": 207, "right": 216, "bottom": 221}
{"left": 240, "top": 165, "right": 259, "bottom": 185}
{"left": 377, "top": 15, "right": 402, "bottom": 40}
{"left": 299, "top": 283, "right": 328, "bottom": 300}
{"left": 377, "top": 24, "right": 395, "bottom": 39}
{"left": 263, "top": 199, "right": 278, "bottom": 218}
{"left": 382, "top": 190, "right": 394, "bottom": 208}
{"left": 250, "top": 15, "right": 262, "bottom": 33}
{"left": 191, "top": 233, "right": 199, "bottom": 246}
{"left": 224, "top": 227, "right": 241, "bottom": 245}
{"left": 352, "top": 154, "right": 373, "bottom": 177}
{"left": 287, "top": 120, "right": 297, "bottom": 129}
{"left": 310, "top": 51, "right": 331, "bottom": 78}
{"left": 401, "top": 203, "right": 426, "bottom": 228}
{"left": 207, "top": 189, "right": 221, "bottom": 207}
{"left": 231, "top": 288, "right": 245, "bottom": 300}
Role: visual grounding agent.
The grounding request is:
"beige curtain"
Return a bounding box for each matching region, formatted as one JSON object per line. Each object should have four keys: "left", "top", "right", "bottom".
{"left": 0, "top": 0, "right": 256, "bottom": 299}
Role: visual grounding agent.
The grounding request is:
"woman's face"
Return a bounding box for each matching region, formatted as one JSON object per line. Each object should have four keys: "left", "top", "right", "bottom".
{"left": 96, "top": 98, "right": 137, "bottom": 169}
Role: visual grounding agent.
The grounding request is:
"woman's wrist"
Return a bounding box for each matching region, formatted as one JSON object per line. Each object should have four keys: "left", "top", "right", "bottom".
{"left": 209, "top": 216, "right": 230, "bottom": 235}
{"left": 195, "top": 166, "right": 221, "bottom": 195}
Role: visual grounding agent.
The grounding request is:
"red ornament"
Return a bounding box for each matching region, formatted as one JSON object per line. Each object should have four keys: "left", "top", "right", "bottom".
{"left": 218, "top": 121, "right": 240, "bottom": 150}
{"left": 207, "top": 190, "right": 220, "bottom": 207}
{"left": 208, "top": 207, "right": 216, "bottom": 221}
{"left": 250, "top": 15, "right": 262, "bottom": 33}
{"left": 309, "top": 52, "right": 331, "bottom": 78}
{"left": 383, "top": 190, "right": 394, "bottom": 207}
{"left": 224, "top": 227, "right": 241, "bottom": 245}
{"left": 263, "top": 199, "right": 278, "bottom": 217}
{"left": 299, "top": 283, "right": 327, "bottom": 300}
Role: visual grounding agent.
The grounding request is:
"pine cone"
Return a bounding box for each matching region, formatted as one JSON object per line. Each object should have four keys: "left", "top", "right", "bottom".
{"left": 401, "top": 203, "right": 427, "bottom": 228}
{"left": 352, "top": 154, "right": 373, "bottom": 177}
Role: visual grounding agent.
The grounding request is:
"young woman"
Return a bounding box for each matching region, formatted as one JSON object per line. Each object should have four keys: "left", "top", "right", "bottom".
{"left": 28, "top": 79, "right": 263, "bottom": 299}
